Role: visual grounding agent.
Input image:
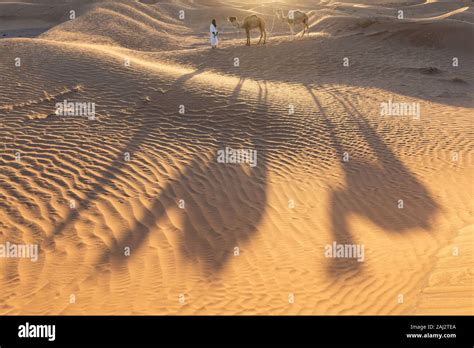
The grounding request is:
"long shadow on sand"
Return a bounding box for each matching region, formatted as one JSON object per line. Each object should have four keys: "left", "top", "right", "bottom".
{"left": 45, "top": 69, "right": 269, "bottom": 275}
{"left": 45, "top": 68, "right": 208, "bottom": 244}
{"left": 94, "top": 78, "right": 269, "bottom": 274}
{"left": 40, "top": 63, "right": 267, "bottom": 274}
{"left": 43, "top": 68, "right": 439, "bottom": 278}
{"left": 306, "top": 85, "right": 439, "bottom": 275}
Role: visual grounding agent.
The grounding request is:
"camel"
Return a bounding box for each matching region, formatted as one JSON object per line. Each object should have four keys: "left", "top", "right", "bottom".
{"left": 276, "top": 9, "right": 310, "bottom": 38}
{"left": 227, "top": 15, "right": 267, "bottom": 46}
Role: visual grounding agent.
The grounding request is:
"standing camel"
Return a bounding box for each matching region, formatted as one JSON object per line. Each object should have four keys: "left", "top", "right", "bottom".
{"left": 276, "top": 9, "right": 310, "bottom": 38}
{"left": 228, "top": 15, "right": 267, "bottom": 46}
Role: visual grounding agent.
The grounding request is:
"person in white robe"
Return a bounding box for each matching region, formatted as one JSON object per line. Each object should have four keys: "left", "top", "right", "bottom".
{"left": 210, "top": 19, "right": 218, "bottom": 48}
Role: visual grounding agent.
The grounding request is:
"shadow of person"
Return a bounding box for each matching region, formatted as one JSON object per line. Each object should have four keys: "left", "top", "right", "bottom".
{"left": 96, "top": 78, "right": 270, "bottom": 275}
{"left": 306, "top": 85, "right": 439, "bottom": 276}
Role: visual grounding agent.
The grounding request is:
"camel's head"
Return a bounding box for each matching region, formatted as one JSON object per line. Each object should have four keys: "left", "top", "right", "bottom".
{"left": 227, "top": 16, "right": 240, "bottom": 28}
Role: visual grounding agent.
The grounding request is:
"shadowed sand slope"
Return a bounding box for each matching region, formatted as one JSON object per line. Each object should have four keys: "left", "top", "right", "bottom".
{"left": 0, "top": 0, "right": 472, "bottom": 314}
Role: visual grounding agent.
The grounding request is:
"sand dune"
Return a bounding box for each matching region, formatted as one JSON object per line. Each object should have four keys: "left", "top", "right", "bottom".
{"left": 0, "top": 0, "right": 472, "bottom": 314}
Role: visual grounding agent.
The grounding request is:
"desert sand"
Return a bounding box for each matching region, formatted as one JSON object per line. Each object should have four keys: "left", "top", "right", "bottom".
{"left": 0, "top": 0, "right": 472, "bottom": 315}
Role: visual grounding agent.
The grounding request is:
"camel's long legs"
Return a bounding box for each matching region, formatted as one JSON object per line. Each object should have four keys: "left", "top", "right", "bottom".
{"left": 257, "top": 23, "right": 266, "bottom": 45}
{"left": 300, "top": 21, "right": 310, "bottom": 38}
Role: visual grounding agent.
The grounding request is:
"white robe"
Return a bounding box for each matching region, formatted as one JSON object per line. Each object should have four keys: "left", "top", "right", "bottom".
{"left": 210, "top": 24, "right": 218, "bottom": 47}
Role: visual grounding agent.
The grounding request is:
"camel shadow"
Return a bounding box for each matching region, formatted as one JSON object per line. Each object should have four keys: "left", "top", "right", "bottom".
{"left": 306, "top": 85, "right": 439, "bottom": 276}
{"left": 45, "top": 68, "right": 208, "bottom": 247}
{"left": 96, "top": 78, "right": 269, "bottom": 274}
{"left": 39, "top": 62, "right": 267, "bottom": 276}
